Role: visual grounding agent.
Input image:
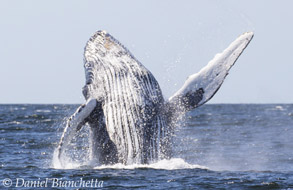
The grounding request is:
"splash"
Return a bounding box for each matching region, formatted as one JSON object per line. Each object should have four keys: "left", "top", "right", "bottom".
{"left": 52, "top": 149, "right": 81, "bottom": 169}
{"left": 95, "top": 158, "right": 208, "bottom": 170}
{"left": 52, "top": 121, "right": 205, "bottom": 170}
{"left": 52, "top": 152, "right": 208, "bottom": 170}
{"left": 53, "top": 124, "right": 203, "bottom": 170}
{"left": 53, "top": 123, "right": 93, "bottom": 169}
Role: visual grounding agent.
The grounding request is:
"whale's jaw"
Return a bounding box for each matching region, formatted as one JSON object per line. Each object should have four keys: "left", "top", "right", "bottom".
{"left": 82, "top": 30, "right": 170, "bottom": 164}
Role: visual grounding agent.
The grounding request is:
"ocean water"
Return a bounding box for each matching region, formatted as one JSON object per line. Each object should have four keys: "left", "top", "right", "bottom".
{"left": 1, "top": 104, "right": 293, "bottom": 189}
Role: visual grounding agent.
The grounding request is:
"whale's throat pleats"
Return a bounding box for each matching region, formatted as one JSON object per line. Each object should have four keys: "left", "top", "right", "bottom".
{"left": 83, "top": 31, "right": 170, "bottom": 164}
{"left": 60, "top": 31, "right": 254, "bottom": 165}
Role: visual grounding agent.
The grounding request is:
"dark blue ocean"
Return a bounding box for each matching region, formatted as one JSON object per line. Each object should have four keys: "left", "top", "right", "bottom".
{"left": 1, "top": 104, "right": 293, "bottom": 189}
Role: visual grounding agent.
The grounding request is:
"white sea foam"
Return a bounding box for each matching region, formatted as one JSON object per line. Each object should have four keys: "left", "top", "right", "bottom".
{"left": 95, "top": 158, "right": 208, "bottom": 170}
{"left": 266, "top": 105, "right": 286, "bottom": 111}
{"left": 35, "top": 109, "right": 51, "bottom": 113}
{"left": 7, "top": 121, "right": 22, "bottom": 125}
{"left": 275, "top": 105, "right": 285, "bottom": 111}
{"left": 52, "top": 148, "right": 208, "bottom": 170}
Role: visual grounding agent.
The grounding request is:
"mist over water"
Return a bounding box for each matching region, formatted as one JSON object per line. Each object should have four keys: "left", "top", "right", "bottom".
{"left": 1, "top": 104, "right": 293, "bottom": 189}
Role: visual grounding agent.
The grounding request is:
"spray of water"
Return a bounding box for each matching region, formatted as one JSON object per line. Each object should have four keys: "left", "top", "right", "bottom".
{"left": 52, "top": 116, "right": 207, "bottom": 170}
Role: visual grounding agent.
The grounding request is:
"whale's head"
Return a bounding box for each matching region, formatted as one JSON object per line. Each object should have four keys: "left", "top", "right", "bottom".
{"left": 82, "top": 30, "right": 144, "bottom": 101}
{"left": 82, "top": 31, "right": 121, "bottom": 99}
{"left": 83, "top": 30, "right": 133, "bottom": 66}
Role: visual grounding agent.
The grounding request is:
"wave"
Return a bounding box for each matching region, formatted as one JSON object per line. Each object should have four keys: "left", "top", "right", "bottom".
{"left": 35, "top": 109, "right": 52, "bottom": 113}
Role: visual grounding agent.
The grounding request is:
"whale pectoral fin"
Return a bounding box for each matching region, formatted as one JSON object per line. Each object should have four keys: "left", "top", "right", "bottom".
{"left": 57, "top": 98, "right": 97, "bottom": 159}
{"left": 168, "top": 32, "right": 254, "bottom": 112}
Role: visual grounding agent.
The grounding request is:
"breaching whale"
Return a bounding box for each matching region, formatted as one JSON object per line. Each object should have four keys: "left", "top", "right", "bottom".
{"left": 57, "top": 30, "right": 253, "bottom": 165}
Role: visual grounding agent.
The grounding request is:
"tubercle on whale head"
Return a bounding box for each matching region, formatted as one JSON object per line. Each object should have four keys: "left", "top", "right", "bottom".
{"left": 84, "top": 30, "right": 114, "bottom": 59}
{"left": 84, "top": 30, "right": 137, "bottom": 63}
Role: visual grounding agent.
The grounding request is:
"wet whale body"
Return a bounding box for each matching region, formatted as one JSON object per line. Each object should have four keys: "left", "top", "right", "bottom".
{"left": 57, "top": 31, "right": 253, "bottom": 165}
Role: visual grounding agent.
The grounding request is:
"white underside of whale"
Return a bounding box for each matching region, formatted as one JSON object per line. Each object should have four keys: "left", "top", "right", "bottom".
{"left": 169, "top": 32, "right": 254, "bottom": 108}
{"left": 57, "top": 31, "right": 254, "bottom": 166}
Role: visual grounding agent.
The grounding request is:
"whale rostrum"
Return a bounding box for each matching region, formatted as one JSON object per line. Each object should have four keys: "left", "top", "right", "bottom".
{"left": 57, "top": 31, "right": 254, "bottom": 165}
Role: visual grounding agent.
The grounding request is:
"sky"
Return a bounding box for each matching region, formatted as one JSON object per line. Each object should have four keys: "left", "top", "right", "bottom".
{"left": 0, "top": 0, "right": 292, "bottom": 104}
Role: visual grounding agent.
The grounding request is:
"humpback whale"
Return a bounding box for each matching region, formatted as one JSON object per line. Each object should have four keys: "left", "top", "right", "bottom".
{"left": 57, "top": 30, "right": 253, "bottom": 165}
